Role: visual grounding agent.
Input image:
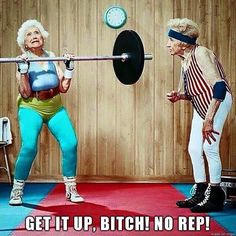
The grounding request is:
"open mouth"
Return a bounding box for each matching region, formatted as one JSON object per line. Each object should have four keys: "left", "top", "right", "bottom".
{"left": 31, "top": 40, "right": 40, "bottom": 43}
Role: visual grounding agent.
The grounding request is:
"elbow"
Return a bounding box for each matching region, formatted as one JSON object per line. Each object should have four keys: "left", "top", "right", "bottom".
{"left": 212, "top": 81, "right": 227, "bottom": 101}
{"left": 59, "top": 84, "right": 68, "bottom": 93}
{"left": 25, "top": 87, "right": 32, "bottom": 97}
{"left": 20, "top": 92, "right": 30, "bottom": 99}
{"left": 25, "top": 90, "right": 32, "bottom": 98}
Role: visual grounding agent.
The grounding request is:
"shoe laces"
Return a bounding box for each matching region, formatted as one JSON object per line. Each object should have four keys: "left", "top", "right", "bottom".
{"left": 69, "top": 185, "right": 80, "bottom": 196}
{"left": 190, "top": 184, "right": 197, "bottom": 196}
{"left": 11, "top": 189, "right": 23, "bottom": 199}
{"left": 198, "top": 185, "right": 211, "bottom": 206}
{"left": 185, "top": 184, "right": 197, "bottom": 200}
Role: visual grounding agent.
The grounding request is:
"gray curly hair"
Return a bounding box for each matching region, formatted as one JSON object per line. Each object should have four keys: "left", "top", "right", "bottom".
{"left": 17, "top": 19, "right": 49, "bottom": 52}
{"left": 167, "top": 18, "right": 199, "bottom": 39}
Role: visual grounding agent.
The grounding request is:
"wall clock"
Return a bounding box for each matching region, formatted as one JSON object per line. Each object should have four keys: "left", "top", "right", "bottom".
{"left": 104, "top": 6, "right": 127, "bottom": 29}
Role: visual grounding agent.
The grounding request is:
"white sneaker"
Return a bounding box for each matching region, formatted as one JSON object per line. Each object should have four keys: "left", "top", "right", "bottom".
{"left": 66, "top": 185, "right": 84, "bottom": 203}
{"left": 64, "top": 177, "right": 84, "bottom": 203}
{"left": 9, "top": 180, "right": 25, "bottom": 206}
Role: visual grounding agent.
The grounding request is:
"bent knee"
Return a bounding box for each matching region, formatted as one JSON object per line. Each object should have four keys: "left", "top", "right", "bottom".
{"left": 188, "top": 144, "right": 201, "bottom": 157}
{"left": 61, "top": 138, "right": 78, "bottom": 153}
{"left": 203, "top": 142, "right": 219, "bottom": 157}
{"left": 20, "top": 143, "right": 37, "bottom": 157}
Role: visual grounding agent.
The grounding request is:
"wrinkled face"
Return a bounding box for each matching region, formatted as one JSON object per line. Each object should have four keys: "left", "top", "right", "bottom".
{"left": 166, "top": 37, "right": 184, "bottom": 56}
{"left": 24, "top": 27, "right": 44, "bottom": 50}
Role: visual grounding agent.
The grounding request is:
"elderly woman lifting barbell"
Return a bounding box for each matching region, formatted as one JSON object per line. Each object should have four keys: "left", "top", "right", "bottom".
{"left": 5, "top": 19, "right": 152, "bottom": 206}
{"left": 7, "top": 19, "right": 84, "bottom": 206}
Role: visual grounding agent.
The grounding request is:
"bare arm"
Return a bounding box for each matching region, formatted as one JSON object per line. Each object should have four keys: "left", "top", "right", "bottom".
{"left": 16, "top": 72, "right": 32, "bottom": 98}
{"left": 195, "top": 47, "right": 224, "bottom": 143}
{"left": 50, "top": 51, "right": 73, "bottom": 93}
{"left": 54, "top": 63, "right": 72, "bottom": 93}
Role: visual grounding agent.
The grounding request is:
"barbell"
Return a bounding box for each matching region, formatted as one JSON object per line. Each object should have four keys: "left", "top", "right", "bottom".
{"left": 0, "top": 30, "right": 152, "bottom": 85}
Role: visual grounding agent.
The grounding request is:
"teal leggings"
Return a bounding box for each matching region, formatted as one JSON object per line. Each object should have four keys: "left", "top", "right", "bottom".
{"left": 14, "top": 107, "right": 78, "bottom": 180}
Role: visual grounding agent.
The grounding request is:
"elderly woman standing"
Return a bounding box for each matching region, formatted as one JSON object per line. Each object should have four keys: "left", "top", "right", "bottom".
{"left": 166, "top": 18, "right": 232, "bottom": 212}
{"left": 9, "top": 19, "right": 84, "bottom": 205}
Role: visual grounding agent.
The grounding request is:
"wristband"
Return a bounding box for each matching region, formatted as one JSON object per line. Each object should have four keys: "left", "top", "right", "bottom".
{"left": 64, "top": 69, "right": 74, "bottom": 79}
{"left": 18, "top": 63, "right": 29, "bottom": 74}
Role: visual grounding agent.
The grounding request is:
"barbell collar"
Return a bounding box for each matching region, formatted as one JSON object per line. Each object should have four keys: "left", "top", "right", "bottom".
{"left": 144, "top": 54, "right": 153, "bottom": 60}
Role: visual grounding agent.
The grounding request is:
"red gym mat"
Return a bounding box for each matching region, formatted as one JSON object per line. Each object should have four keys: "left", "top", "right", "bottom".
{"left": 12, "top": 183, "right": 228, "bottom": 235}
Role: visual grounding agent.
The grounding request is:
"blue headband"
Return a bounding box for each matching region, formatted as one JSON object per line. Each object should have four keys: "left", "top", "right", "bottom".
{"left": 168, "top": 29, "right": 197, "bottom": 45}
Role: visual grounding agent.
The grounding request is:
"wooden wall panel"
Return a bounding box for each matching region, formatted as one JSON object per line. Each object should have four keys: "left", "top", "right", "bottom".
{"left": 135, "top": 0, "right": 155, "bottom": 177}
{"left": 1, "top": 0, "right": 22, "bottom": 176}
{"left": 0, "top": 0, "right": 235, "bottom": 182}
{"left": 154, "top": 0, "right": 175, "bottom": 178}
{"left": 96, "top": 0, "right": 117, "bottom": 176}
{"left": 77, "top": 0, "right": 98, "bottom": 176}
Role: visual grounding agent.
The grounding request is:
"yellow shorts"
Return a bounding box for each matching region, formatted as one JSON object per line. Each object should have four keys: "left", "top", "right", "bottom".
{"left": 17, "top": 94, "right": 63, "bottom": 121}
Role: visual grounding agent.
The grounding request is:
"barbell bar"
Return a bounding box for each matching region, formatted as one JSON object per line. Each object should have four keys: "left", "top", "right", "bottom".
{"left": 0, "top": 54, "right": 152, "bottom": 63}
{"left": 0, "top": 30, "right": 153, "bottom": 85}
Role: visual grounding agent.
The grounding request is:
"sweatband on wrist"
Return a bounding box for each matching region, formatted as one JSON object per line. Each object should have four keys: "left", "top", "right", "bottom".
{"left": 64, "top": 69, "right": 74, "bottom": 79}
{"left": 18, "top": 64, "right": 28, "bottom": 74}
{"left": 212, "top": 81, "right": 227, "bottom": 101}
{"left": 168, "top": 29, "right": 197, "bottom": 45}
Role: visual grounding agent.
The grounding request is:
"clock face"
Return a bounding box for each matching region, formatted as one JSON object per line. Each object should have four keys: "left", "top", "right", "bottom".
{"left": 104, "top": 6, "right": 127, "bottom": 29}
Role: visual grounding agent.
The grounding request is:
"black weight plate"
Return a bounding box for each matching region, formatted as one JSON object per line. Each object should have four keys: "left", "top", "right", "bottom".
{"left": 113, "top": 30, "right": 144, "bottom": 85}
